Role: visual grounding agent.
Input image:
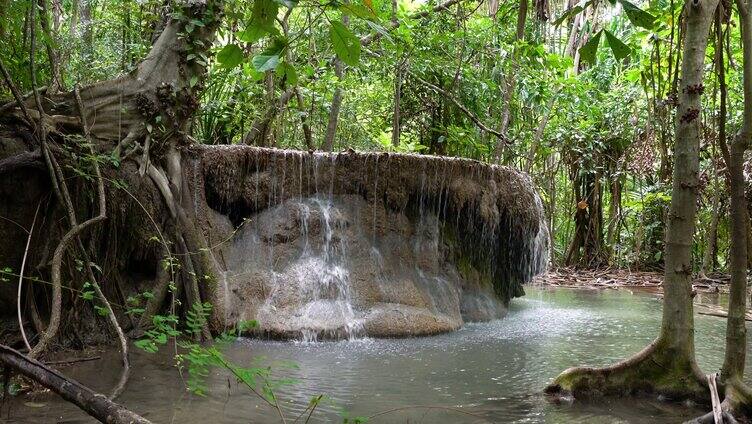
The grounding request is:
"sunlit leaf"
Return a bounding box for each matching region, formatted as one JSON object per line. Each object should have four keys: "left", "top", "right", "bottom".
{"left": 340, "top": 3, "right": 378, "bottom": 21}
{"left": 252, "top": 54, "right": 280, "bottom": 72}
{"left": 216, "top": 44, "right": 243, "bottom": 69}
{"left": 330, "top": 21, "right": 361, "bottom": 66}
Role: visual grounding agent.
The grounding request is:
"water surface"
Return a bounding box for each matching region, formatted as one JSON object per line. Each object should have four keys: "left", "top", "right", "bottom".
{"left": 4, "top": 287, "right": 747, "bottom": 423}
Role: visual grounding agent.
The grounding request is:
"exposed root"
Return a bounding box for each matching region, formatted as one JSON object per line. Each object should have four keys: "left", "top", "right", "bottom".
{"left": 717, "top": 378, "right": 752, "bottom": 422}
{"left": 137, "top": 248, "right": 173, "bottom": 330}
{"left": 17, "top": 201, "right": 41, "bottom": 352}
{"left": 28, "top": 144, "right": 105, "bottom": 358}
{"left": 683, "top": 377, "right": 752, "bottom": 423}
{"left": 545, "top": 338, "right": 707, "bottom": 401}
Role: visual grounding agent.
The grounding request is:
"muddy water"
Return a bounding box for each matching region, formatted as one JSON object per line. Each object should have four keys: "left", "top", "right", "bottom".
{"left": 4, "top": 287, "right": 749, "bottom": 423}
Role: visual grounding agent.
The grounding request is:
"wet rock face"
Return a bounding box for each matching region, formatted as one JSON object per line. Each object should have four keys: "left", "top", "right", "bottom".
{"left": 221, "top": 195, "right": 503, "bottom": 339}
{"left": 187, "top": 145, "right": 549, "bottom": 339}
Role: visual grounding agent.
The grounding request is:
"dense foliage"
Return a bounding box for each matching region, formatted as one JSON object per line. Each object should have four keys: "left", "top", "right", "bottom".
{"left": 0, "top": 0, "right": 748, "bottom": 271}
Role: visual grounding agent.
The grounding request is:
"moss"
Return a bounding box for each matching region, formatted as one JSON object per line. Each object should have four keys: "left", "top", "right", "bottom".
{"left": 549, "top": 342, "right": 708, "bottom": 402}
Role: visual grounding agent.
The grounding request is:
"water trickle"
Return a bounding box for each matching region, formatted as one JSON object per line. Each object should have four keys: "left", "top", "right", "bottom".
{"left": 198, "top": 145, "right": 549, "bottom": 340}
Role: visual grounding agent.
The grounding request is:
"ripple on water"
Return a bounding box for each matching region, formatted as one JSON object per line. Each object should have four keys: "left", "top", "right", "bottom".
{"left": 6, "top": 287, "right": 746, "bottom": 423}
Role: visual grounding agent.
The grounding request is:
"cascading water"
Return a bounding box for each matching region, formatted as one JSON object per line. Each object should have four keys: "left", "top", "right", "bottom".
{"left": 194, "top": 145, "right": 549, "bottom": 340}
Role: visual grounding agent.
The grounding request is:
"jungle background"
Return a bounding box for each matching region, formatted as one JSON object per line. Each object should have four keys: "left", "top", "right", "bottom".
{"left": 1, "top": 0, "right": 741, "bottom": 274}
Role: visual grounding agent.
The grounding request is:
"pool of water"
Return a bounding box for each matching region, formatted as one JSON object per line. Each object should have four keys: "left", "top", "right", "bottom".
{"left": 4, "top": 287, "right": 749, "bottom": 423}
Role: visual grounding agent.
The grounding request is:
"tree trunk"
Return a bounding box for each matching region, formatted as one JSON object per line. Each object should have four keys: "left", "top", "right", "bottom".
{"left": 392, "top": 62, "right": 403, "bottom": 148}
{"left": 0, "top": 0, "right": 227, "bottom": 353}
{"left": 718, "top": 0, "right": 752, "bottom": 412}
{"left": 492, "top": 0, "right": 527, "bottom": 162}
{"left": 81, "top": 0, "right": 93, "bottom": 59}
{"left": 546, "top": 0, "right": 717, "bottom": 400}
{"left": 700, "top": 188, "right": 722, "bottom": 277}
{"left": 37, "top": 0, "right": 64, "bottom": 93}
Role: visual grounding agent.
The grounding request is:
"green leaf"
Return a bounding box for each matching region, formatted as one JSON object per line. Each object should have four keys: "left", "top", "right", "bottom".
{"left": 240, "top": 0, "right": 280, "bottom": 43}
{"left": 365, "top": 20, "right": 392, "bottom": 42}
{"left": 604, "top": 30, "right": 631, "bottom": 60}
{"left": 553, "top": 5, "right": 583, "bottom": 26}
{"left": 252, "top": 54, "right": 280, "bottom": 72}
{"left": 620, "top": 0, "right": 656, "bottom": 29}
{"left": 238, "top": 25, "right": 268, "bottom": 44}
{"left": 329, "top": 21, "right": 361, "bottom": 66}
{"left": 216, "top": 44, "right": 244, "bottom": 69}
{"left": 276, "top": 62, "right": 298, "bottom": 85}
{"left": 579, "top": 29, "right": 602, "bottom": 66}
{"left": 552, "top": 0, "right": 594, "bottom": 27}
{"left": 340, "top": 3, "right": 378, "bottom": 21}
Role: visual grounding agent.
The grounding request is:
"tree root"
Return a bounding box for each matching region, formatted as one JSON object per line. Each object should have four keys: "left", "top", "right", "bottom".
{"left": 137, "top": 247, "right": 173, "bottom": 331}
{"left": 545, "top": 339, "right": 707, "bottom": 401}
{"left": 683, "top": 376, "right": 752, "bottom": 423}
{"left": 17, "top": 201, "right": 41, "bottom": 352}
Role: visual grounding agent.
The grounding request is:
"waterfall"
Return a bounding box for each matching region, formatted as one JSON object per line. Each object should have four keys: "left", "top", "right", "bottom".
{"left": 194, "top": 145, "right": 549, "bottom": 340}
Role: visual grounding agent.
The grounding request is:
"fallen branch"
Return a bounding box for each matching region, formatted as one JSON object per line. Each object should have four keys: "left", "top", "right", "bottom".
{"left": 45, "top": 355, "right": 101, "bottom": 366}
{"left": 0, "top": 344, "right": 150, "bottom": 424}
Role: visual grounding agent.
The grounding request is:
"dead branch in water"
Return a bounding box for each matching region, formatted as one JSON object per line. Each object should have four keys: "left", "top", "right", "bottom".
{"left": 0, "top": 344, "right": 150, "bottom": 424}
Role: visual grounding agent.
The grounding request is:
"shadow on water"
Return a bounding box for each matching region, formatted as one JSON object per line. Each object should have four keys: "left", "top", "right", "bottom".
{"left": 3, "top": 287, "right": 747, "bottom": 423}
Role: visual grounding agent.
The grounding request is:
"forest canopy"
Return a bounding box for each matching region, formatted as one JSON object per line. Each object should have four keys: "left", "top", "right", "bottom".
{"left": 1, "top": 0, "right": 742, "bottom": 269}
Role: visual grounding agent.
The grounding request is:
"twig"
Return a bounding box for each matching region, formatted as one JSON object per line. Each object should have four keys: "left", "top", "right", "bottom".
{"left": 45, "top": 355, "right": 101, "bottom": 366}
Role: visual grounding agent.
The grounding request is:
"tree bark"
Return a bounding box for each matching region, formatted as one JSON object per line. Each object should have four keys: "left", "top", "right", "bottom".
{"left": 720, "top": 1, "right": 752, "bottom": 409}
{"left": 391, "top": 62, "right": 403, "bottom": 148}
{"left": 700, "top": 188, "right": 722, "bottom": 277}
{"left": 38, "top": 0, "right": 64, "bottom": 93}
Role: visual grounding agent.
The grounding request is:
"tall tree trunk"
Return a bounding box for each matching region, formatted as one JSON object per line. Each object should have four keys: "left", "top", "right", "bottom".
{"left": 391, "top": 0, "right": 401, "bottom": 148}
{"left": 546, "top": 0, "right": 718, "bottom": 400}
{"left": 493, "top": 0, "right": 527, "bottom": 162}
{"left": 322, "top": 11, "right": 349, "bottom": 152}
{"left": 700, "top": 188, "right": 722, "bottom": 277}
{"left": 37, "top": 0, "right": 64, "bottom": 93}
{"left": 71, "top": 0, "right": 79, "bottom": 36}
{"left": 718, "top": 0, "right": 752, "bottom": 411}
{"left": 294, "top": 88, "right": 314, "bottom": 150}
{"left": 392, "top": 63, "right": 403, "bottom": 148}
{"left": 81, "top": 0, "right": 93, "bottom": 59}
